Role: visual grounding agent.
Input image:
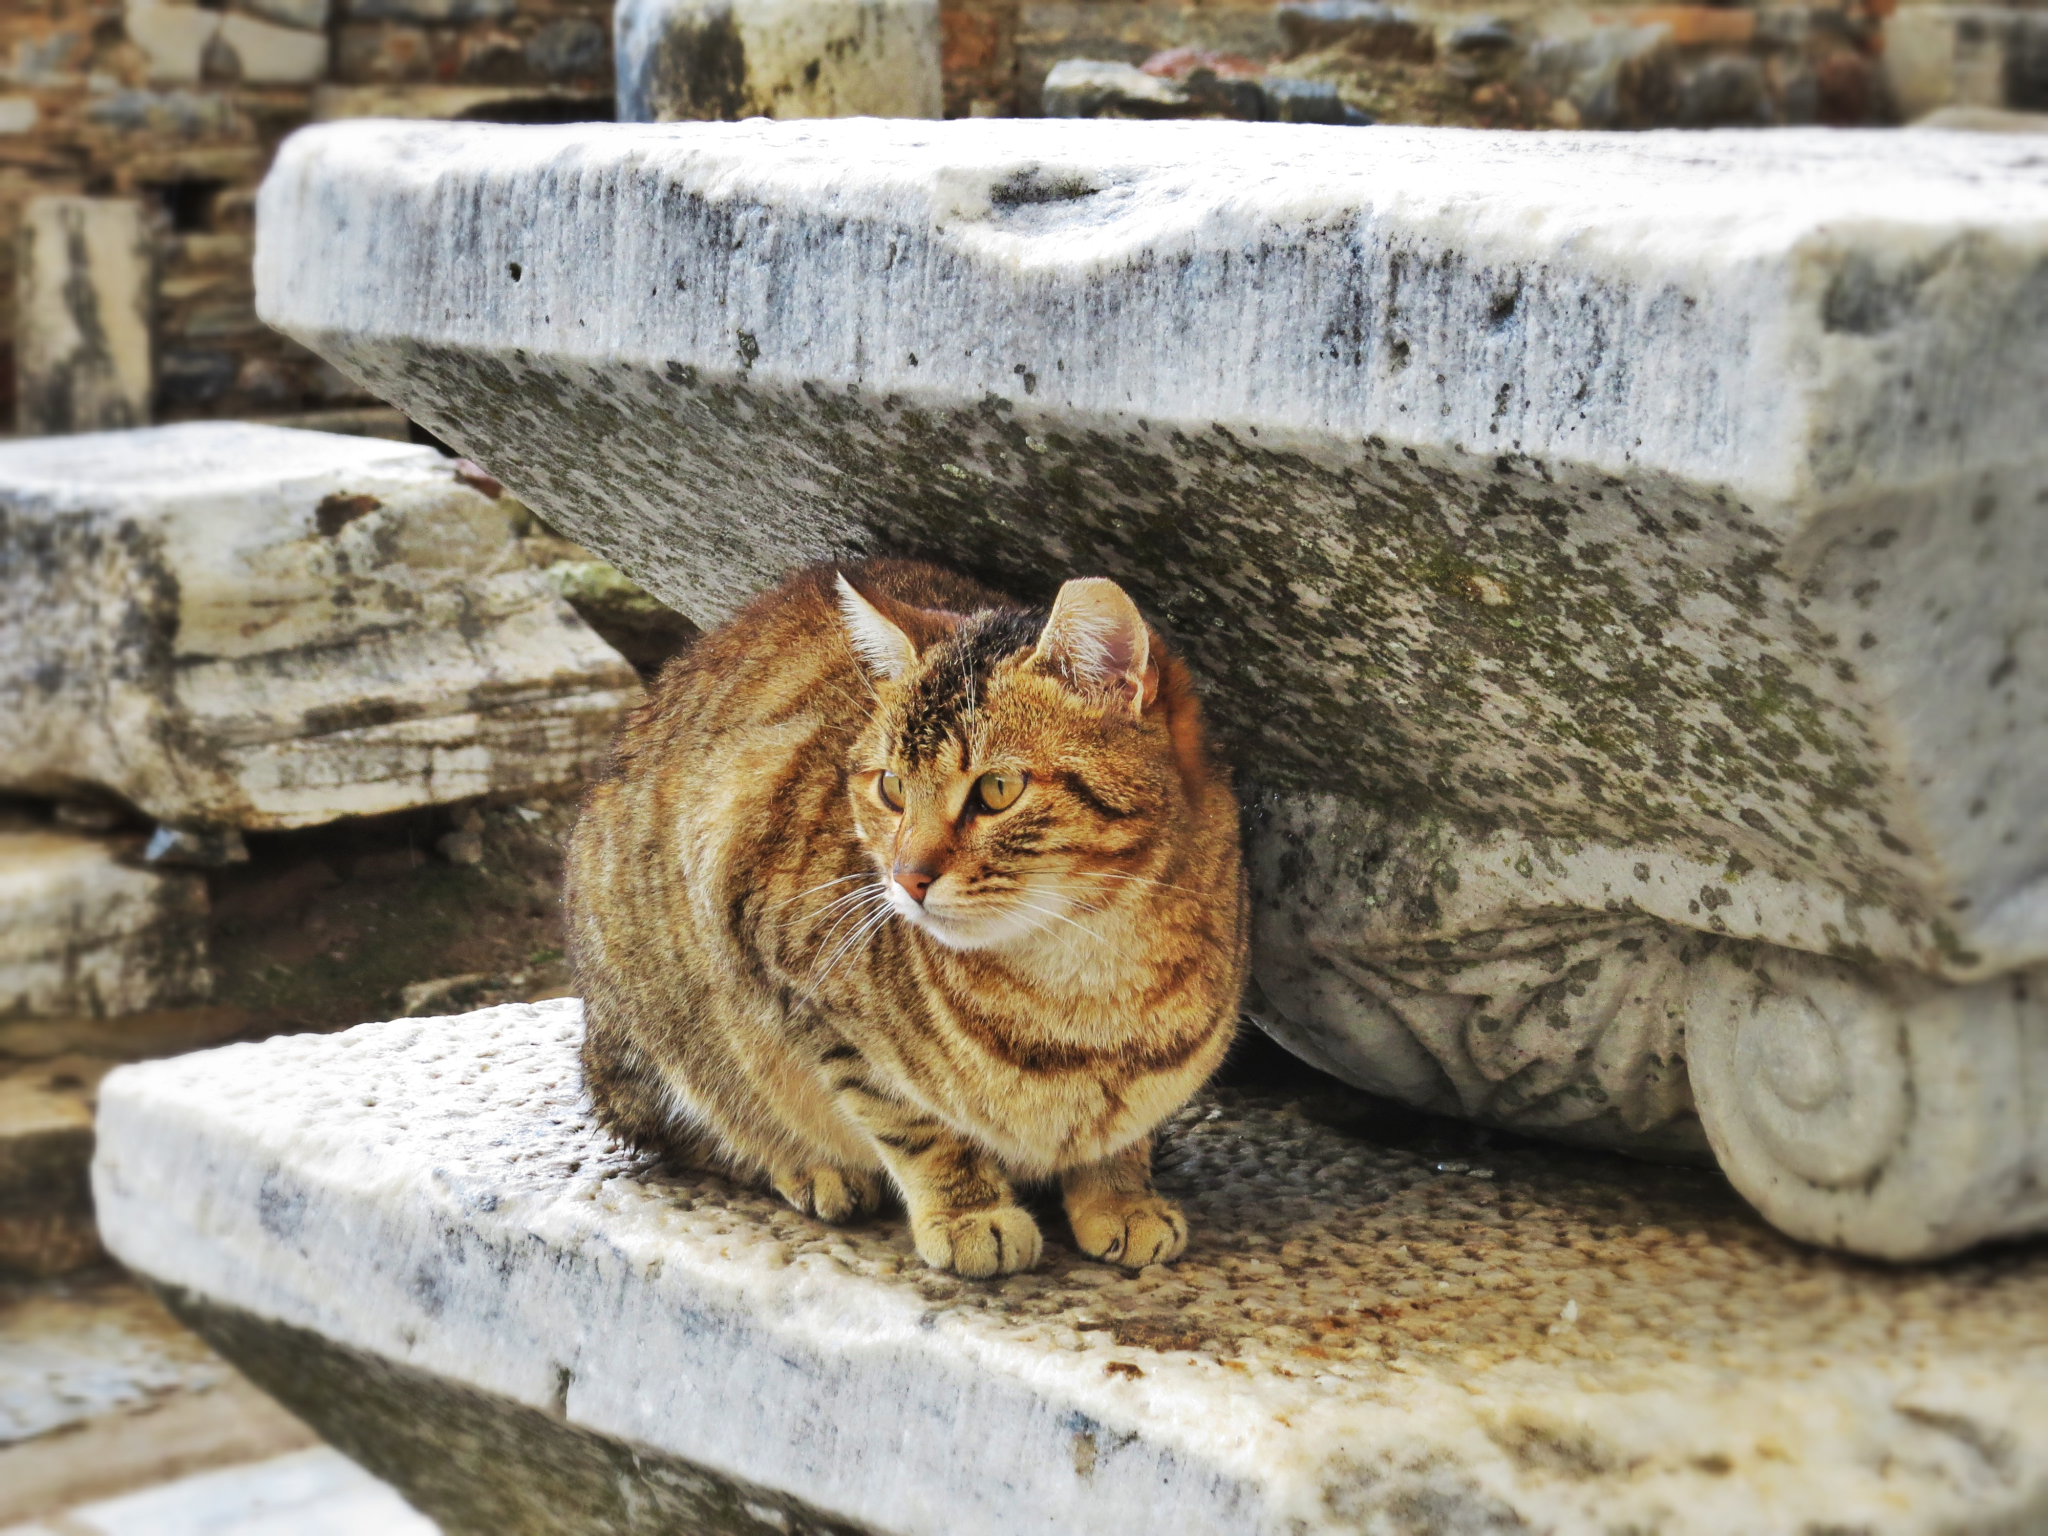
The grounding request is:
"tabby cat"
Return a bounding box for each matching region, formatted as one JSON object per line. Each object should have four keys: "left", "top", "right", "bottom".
{"left": 567, "top": 560, "right": 1246, "bottom": 1277}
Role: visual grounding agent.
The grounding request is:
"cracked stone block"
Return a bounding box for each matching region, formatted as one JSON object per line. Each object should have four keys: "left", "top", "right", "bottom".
{"left": 92, "top": 1000, "right": 2048, "bottom": 1534}
{"left": 615, "top": 0, "right": 942, "bottom": 122}
{"left": 0, "top": 423, "right": 642, "bottom": 833}
{"left": 251, "top": 120, "right": 2048, "bottom": 1257}
{"left": 0, "top": 833, "right": 209, "bottom": 1024}
{"left": 14, "top": 198, "right": 152, "bottom": 437}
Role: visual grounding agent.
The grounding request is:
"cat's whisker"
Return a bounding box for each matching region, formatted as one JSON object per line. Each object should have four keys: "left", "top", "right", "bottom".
{"left": 1004, "top": 908, "right": 1091, "bottom": 968}
{"left": 804, "top": 901, "right": 896, "bottom": 1000}
{"left": 1008, "top": 897, "right": 1136, "bottom": 965}
{"left": 1066, "top": 871, "right": 1201, "bottom": 896}
{"left": 774, "top": 881, "right": 887, "bottom": 930}
{"left": 806, "top": 888, "right": 891, "bottom": 960}
{"left": 767, "top": 871, "right": 875, "bottom": 912}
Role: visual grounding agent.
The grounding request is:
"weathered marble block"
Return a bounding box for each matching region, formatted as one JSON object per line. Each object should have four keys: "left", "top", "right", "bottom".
{"left": 252, "top": 119, "right": 2048, "bottom": 1257}
{"left": 92, "top": 1002, "right": 2048, "bottom": 1535}
{"left": 0, "top": 832, "right": 209, "bottom": 1020}
{"left": 0, "top": 423, "right": 641, "bottom": 833}
{"left": 616, "top": 0, "right": 942, "bottom": 123}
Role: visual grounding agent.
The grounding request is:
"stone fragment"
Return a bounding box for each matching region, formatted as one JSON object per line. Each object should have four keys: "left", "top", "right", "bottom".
{"left": 1042, "top": 55, "right": 1369, "bottom": 119}
{"left": 0, "top": 97, "right": 39, "bottom": 134}
{"left": 93, "top": 1001, "right": 2048, "bottom": 1534}
{"left": 1039, "top": 57, "right": 1194, "bottom": 114}
{"left": 435, "top": 829, "right": 483, "bottom": 865}
{"left": 396, "top": 974, "right": 490, "bottom": 1014}
{"left": 214, "top": 11, "right": 331, "bottom": 83}
{"left": 251, "top": 119, "right": 2048, "bottom": 1257}
{"left": 121, "top": 1, "right": 222, "bottom": 85}
{"left": 13, "top": 198, "right": 152, "bottom": 437}
{"left": 1275, "top": 0, "right": 1433, "bottom": 61}
{"left": 1015, "top": 1, "right": 1285, "bottom": 112}
{"left": 0, "top": 834, "right": 210, "bottom": 1023}
{"left": 615, "top": 0, "right": 943, "bottom": 122}
{"left": 0, "top": 424, "right": 641, "bottom": 833}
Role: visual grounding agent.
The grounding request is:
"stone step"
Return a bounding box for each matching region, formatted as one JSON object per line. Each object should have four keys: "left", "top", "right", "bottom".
{"left": 0, "top": 1271, "right": 318, "bottom": 1526}
{"left": 91, "top": 1000, "right": 2048, "bottom": 1534}
{"left": 250, "top": 119, "right": 2048, "bottom": 1258}
{"left": 0, "top": 422, "right": 642, "bottom": 835}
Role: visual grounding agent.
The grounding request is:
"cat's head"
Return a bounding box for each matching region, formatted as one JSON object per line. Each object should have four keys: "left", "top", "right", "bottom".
{"left": 837, "top": 571, "right": 1205, "bottom": 952}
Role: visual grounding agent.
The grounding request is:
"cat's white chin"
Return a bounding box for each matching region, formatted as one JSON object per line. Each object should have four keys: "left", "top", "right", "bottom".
{"left": 894, "top": 887, "right": 1043, "bottom": 952}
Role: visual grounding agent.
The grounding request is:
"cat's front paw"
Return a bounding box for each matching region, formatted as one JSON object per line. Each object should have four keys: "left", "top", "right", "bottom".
{"left": 1068, "top": 1192, "right": 1188, "bottom": 1268}
{"left": 773, "top": 1164, "right": 884, "bottom": 1224}
{"left": 912, "top": 1204, "right": 1043, "bottom": 1277}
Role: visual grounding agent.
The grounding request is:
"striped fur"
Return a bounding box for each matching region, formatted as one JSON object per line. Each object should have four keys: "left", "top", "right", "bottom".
{"left": 567, "top": 560, "right": 1247, "bottom": 1276}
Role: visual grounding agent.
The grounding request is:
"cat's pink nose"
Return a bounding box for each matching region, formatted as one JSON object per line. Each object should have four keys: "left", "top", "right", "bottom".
{"left": 894, "top": 866, "right": 936, "bottom": 905}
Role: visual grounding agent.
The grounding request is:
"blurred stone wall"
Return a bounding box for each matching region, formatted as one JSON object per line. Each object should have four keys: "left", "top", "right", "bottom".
{"left": 1, "top": 0, "right": 613, "bottom": 436}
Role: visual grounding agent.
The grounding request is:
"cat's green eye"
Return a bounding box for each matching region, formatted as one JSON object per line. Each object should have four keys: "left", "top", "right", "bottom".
{"left": 975, "top": 770, "right": 1025, "bottom": 813}
{"left": 878, "top": 771, "right": 906, "bottom": 811}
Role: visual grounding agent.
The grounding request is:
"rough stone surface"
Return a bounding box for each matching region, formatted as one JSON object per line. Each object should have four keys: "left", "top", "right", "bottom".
{"left": 94, "top": 1001, "right": 2048, "bottom": 1534}
{"left": 0, "top": 834, "right": 209, "bottom": 1023}
{"left": 0, "top": 423, "right": 641, "bottom": 833}
{"left": 14, "top": 198, "right": 152, "bottom": 437}
{"left": 615, "top": 0, "right": 942, "bottom": 122}
{"left": 252, "top": 119, "right": 2048, "bottom": 1255}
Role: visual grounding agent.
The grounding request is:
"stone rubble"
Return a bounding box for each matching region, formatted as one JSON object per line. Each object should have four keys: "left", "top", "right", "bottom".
{"left": 0, "top": 422, "right": 641, "bottom": 835}
{"left": 253, "top": 117, "right": 2048, "bottom": 1257}
{"left": 92, "top": 1000, "right": 2048, "bottom": 1534}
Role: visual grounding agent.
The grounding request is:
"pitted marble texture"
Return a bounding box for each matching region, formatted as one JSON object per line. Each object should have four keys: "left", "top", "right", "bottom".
{"left": 0, "top": 423, "right": 640, "bottom": 831}
{"left": 94, "top": 1002, "right": 2048, "bottom": 1533}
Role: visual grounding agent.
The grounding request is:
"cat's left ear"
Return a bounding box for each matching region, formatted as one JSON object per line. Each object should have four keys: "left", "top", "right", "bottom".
{"left": 1033, "top": 578, "right": 1156, "bottom": 718}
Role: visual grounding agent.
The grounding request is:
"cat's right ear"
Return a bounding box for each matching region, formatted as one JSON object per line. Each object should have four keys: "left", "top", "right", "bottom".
{"left": 835, "top": 573, "right": 921, "bottom": 681}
